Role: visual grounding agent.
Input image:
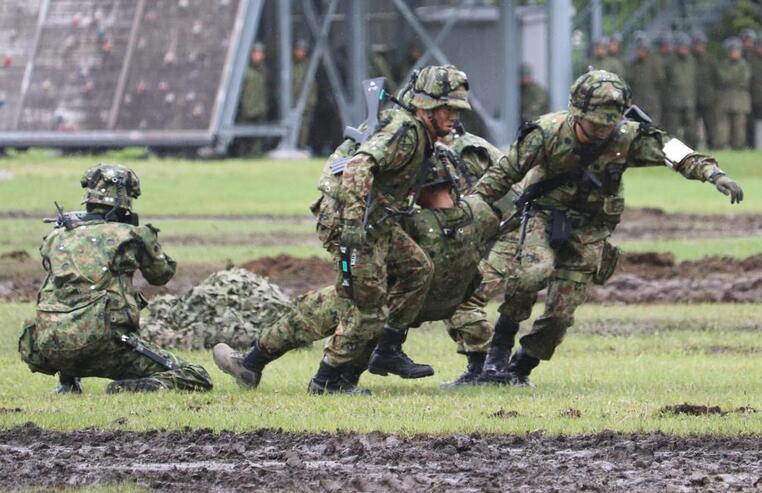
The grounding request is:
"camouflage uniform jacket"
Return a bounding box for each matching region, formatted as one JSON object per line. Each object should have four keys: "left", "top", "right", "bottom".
{"left": 401, "top": 195, "right": 498, "bottom": 323}
{"left": 35, "top": 218, "right": 176, "bottom": 352}
{"left": 317, "top": 107, "right": 433, "bottom": 227}
{"left": 693, "top": 51, "right": 719, "bottom": 108}
{"left": 521, "top": 82, "right": 550, "bottom": 123}
{"left": 238, "top": 64, "right": 268, "bottom": 121}
{"left": 292, "top": 59, "right": 317, "bottom": 109}
{"left": 626, "top": 55, "right": 664, "bottom": 118}
{"left": 591, "top": 55, "right": 625, "bottom": 77}
{"left": 748, "top": 52, "right": 762, "bottom": 111}
{"left": 717, "top": 58, "right": 752, "bottom": 113}
{"left": 665, "top": 54, "right": 697, "bottom": 109}
{"left": 474, "top": 111, "right": 724, "bottom": 239}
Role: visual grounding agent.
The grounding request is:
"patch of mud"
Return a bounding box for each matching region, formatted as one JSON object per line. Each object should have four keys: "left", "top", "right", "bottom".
{"left": 2, "top": 426, "right": 762, "bottom": 492}
{"left": 615, "top": 208, "right": 762, "bottom": 240}
{"left": 3, "top": 251, "right": 762, "bottom": 304}
{"left": 659, "top": 404, "right": 757, "bottom": 417}
{"left": 588, "top": 253, "right": 762, "bottom": 303}
{"left": 242, "top": 254, "right": 334, "bottom": 295}
{"left": 161, "top": 232, "right": 319, "bottom": 247}
{"left": 660, "top": 403, "right": 724, "bottom": 416}
{"left": 0, "top": 250, "right": 30, "bottom": 261}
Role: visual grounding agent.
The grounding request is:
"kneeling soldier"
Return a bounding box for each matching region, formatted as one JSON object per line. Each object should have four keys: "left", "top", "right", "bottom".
{"left": 19, "top": 164, "right": 213, "bottom": 394}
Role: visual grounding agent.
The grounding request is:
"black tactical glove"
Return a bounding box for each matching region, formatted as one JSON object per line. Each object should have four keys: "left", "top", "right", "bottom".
{"left": 339, "top": 220, "right": 367, "bottom": 248}
{"left": 712, "top": 174, "right": 744, "bottom": 204}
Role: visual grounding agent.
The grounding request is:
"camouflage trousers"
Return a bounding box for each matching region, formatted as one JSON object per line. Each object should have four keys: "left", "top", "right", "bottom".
{"left": 19, "top": 322, "right": 213, "bottom": 391}
{"left": 664, "top": 106, "right": 698, "bottom": 148}
{"left": 716, "top": 111, "right": 749, "bottom": 149}
{"left": 257, "top": 286, "right": 382, "bottom": 367}
{"left": 319, "top": 220, "right": 433, "bottom": 366}
{"left": 696, "top": 103, "right": 719, "bottom": 149}
{"left": 447, "top": 210, "right": 603, "bottom": 360}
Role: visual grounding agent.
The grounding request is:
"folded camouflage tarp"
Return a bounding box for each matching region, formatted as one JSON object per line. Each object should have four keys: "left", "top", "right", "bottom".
{"left": 141, "top": 268, "right": 290, "bottom": 350}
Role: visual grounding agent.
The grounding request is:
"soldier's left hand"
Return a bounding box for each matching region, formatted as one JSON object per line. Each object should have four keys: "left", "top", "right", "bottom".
{"left": 713, "top": 175, "right": 744, "bottom": 204}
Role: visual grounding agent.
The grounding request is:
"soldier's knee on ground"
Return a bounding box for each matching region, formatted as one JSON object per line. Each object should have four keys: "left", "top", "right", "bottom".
{"left": 152, "top": 362, "right": 213, "bottom": 392}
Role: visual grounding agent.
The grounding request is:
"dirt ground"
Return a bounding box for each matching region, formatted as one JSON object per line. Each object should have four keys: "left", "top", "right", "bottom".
{"left": 1, "top": 424, "right": 761, "bottom": 492}
{"left": 2, "top": 209, "right": 760, "bottom": 303}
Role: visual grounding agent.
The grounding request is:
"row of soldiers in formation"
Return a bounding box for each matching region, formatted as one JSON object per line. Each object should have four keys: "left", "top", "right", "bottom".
{"left": 19, "top": 64, "right": 743, "bottom": 396}
{"left": 589, "top": 29, "right": 762, "bottom": 150}
{"left": 234, "top": 39, "right": 552, "bottom": 155}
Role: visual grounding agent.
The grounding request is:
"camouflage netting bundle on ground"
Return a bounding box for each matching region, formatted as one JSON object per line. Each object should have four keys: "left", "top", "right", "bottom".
{"left": 141, "top": 268, "right": 290, "bottom": 350}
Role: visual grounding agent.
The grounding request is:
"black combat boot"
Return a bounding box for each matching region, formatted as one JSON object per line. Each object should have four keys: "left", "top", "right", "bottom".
{"left": 479, "top": 315, "right": 520, "bottom": 383}
{"left": 106, "top": 378, "right": 167, "bottom": 394}
{"left": 367, "top": 327, "right": 434, "bottom": 379}
{"left": 341, "top": 365, "right": 367, "bottom": 387}
{"left": 505, "top": 347, "right": 541, "bottom": 386}
{"left": 52, "top": 374, "right": 83, "bottom": 394}
{"left": 441, "top": 352, "right": 486, "bottom": 388}
{"left": 308, "top": 360, "right": 372, "bottom": 395}
{"left": 213, "top": 341, "right": 276, "bottom": 389}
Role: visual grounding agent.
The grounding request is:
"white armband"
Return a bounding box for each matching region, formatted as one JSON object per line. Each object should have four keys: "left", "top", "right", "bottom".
{"left": 662, "top": 138, "right": 694, "bottom": 168}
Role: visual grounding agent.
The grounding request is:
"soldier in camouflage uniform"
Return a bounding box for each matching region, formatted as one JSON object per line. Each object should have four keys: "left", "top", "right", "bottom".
{"left": 293, "top": 39, "right": 318, "bottom": 150}
{"left": 749, "top": 36, "right": 762, "bottom": 148}
{"left": 663, "top": 33, "right": 698, "bottom": 147}
{"left": 741, "top": 29, "right": 757, "bottom": 59}
{"left": 219, "top": 65, "right": 472, "bottom": 395}
{"left": 607, "top": 33, "right": 625, "bottom": 76}
{"left": 717, "top": 37, "right": 752, "bottom": 149}
{"left": 232, "top": 42, "right": 269, "bottom": 156}
{"left": 18, "top": 164, "right": 213, "bottom": 394}
{"left": 212, "top": 150, "right": 500, "bottom": 393}
{"left": 692, "top": 31, "right": 720, "bottom": 149}
{"left": 589, "top": 37, "right": 625, "bottom": 76}
{"left": 452, "top": 70, "right": 743, "bottom": 387}
{"left": 520, "top": 64, "right": 550, "bottom": 124}
{"left": 654, "top": 33, "right": 673, "bottom": 127}
{"left": 626, "top": 31, "right": 664, "bottom": 125}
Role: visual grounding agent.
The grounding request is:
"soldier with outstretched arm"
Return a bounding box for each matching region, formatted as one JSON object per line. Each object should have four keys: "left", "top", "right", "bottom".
{"left": 453, "top": 70, "right": 743, "bottom": 387}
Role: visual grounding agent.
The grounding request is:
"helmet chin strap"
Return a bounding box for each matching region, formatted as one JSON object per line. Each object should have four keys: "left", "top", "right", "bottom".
{"left": 573, "top": 119, "right": 606, "bottom": 147}
{"left": 427, "top": 110, "right": 450, "bottom": 138}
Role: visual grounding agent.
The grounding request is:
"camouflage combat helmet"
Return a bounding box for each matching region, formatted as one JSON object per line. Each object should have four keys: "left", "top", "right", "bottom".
{"left": 724, "top": 36, "right": 743, "bottom": 53}
{"left": 740, "top": 29, "right": 757, "bottom": 42}
{"left": 633, "top": 31, "right": 650, "bottom": 48}
{"left": 409, "top": 64, "right": 471, "bottom": 111}
{"left": 568, "top": 70, "right": 631, "bottom": 125}
{"left": 691, "top": 31, "right": 708, "bottom": 45}
{"left": 80, "top": 163, "right": 141, "bottom": 212}
{"left": 673, "top": 32, "right": 691, "bottom": 48}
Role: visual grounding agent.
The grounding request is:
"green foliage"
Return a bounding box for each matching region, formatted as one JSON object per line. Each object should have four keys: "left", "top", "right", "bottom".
{"left": 2, "top": 302, "right": 761, "bottom": 435}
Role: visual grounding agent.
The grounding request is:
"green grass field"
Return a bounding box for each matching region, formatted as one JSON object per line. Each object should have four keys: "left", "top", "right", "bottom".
{"left": 1, "top": 150, "right": 761, "bottom": 437}
{"left": 1, "top": 302, "right": 761, "bottom": 435}
{"left": 0, "top": 148, "right": 761, "bottom": 216}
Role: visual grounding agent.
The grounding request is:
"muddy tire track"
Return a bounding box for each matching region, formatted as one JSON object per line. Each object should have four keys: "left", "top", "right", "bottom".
{"left": 1, "top": 426, "right": 761, "bottom": 492}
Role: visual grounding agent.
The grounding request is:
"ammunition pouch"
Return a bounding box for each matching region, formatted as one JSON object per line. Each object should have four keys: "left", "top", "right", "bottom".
{"left": 593, "top": 240, "right": 621, "bottom": 285}
{"left": 18, "top": 320, "right": 56, "bottom": 375}
{"left": 602, "top": 196, "right": 625, "bottom": 216}
{"left": 547, "top": 209, "right": 573, "bottom": 250}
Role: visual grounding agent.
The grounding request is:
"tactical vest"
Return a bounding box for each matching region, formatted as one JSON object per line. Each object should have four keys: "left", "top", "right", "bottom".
{"left": 448, "top": 132, "right": 506, "bottom": 191}
{"left": 316, "top": 108, "right": 431, "bottom": 227}
{"left": 35, "top": 220, "right": 143, "bottom": 355}
{"left": 403, "top": 197, "right": 498, "bottom": 324}
{"left": 529, "top": 111, "right": 638, "bottom": 229}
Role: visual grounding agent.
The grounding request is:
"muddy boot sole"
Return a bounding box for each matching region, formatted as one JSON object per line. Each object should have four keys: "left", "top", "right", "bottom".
{"left": 307, "top": 379, "right": 372, "bottom": 396}
{"left": 212, "top": 343, "right": 261, "bottom": 389}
